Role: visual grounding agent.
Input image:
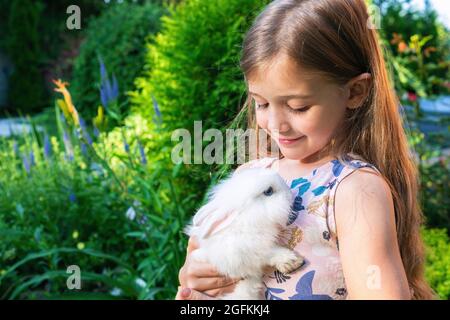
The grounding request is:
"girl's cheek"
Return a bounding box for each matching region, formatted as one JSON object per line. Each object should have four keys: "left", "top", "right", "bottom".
{"left": 255, "top": 112, "right": 268, "bottom": 129}
{"left": 296, "top": 114, "right": 321, "bottom": 134}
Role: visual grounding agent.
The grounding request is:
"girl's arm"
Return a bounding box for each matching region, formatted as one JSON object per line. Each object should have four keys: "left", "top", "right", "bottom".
{"left": 335, "top": 168, "right": 411, "bottom": 300}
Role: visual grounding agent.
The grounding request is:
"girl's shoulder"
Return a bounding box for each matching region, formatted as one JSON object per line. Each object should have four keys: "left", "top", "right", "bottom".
{"left": 334, "top": 161, "right": 389, "bottom": 205}
{"left": 328, "top": 154, "right": 394, "bottom": 235}
{"left": 325, "top": 153, "right": 389, "bottom": 235}
{"left": 330, "top": 153, "right": 387, "bottom": 205}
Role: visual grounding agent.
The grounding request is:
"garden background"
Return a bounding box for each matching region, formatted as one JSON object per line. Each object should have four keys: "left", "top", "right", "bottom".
{"left": 0, "top": 0, "right": 448, "bottom": 299}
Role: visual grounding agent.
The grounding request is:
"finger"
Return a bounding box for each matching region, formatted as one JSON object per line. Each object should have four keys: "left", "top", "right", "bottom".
{"left": 187, "top": 236, "right": 199, "bottom": 254}
{"left": 204, "top": 282, "right": 236, "bottom": 297}
{"left": 188, "top": 261, "right": 243, "bottom": 280}
{"left": 179, "top": 287, "right": 216, "bottom": 300}
{"left": 175, "top": 286, "right": 183, "bottom": 300}
{"left": 178, "top": 261, "right": 222, "bottom": 288}
{"left": 205, "top": 278, "right": 240, "bottom": 296}
{"left": 188, "top": 260, "right": 223, "bottom": 278}
{"left": 187, "top": 276, "right": 240, "bottom": 292}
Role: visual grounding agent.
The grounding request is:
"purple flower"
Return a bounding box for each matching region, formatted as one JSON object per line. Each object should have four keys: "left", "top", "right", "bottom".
{"left": 78, "top": 117, "right": 93, "bottom": 145}
{"left": 20, "top": 150, "right": 35, "bottom": 174}
{"left": 138, "top": 140, "right": 147, "bottom": 165}
{"left": 22, "top": 154, "right": 31, "bottom": 174}
{"left": 151, "top": 94, "right": 162, "bottom": 124}
{"left": 13, "top": 140, "right": 19, "bottom": 158}
{"left": 100, "top": 85, "right": 108, "bottom": 108}
{"left": 123, "top": 138, "right": 130, "bottom": 153}
{"left": 29, "top": 150, "right": 35, "bottom": 167}
{"left": 98, "top": 55, "right": 119, "bottom": 108}
{"left": 63, "top": 131, "right": 74, "bottom": 162}
{"left": 93, "top": 126, "right": 100, "bottom": 138}
{"left": 99, "top": 56, "right": 107, "bottom": 81}
{"left": 44, "top": 134, "right": 52, "bottom": 159}
{"left": 80, "top": 142, "right": 88, "bottom": 156}
{"left": 138, "top": 215, "right": 148, "bottom": 225}
{"left": 69, "top": 192, "right": 76, "bottom": 203}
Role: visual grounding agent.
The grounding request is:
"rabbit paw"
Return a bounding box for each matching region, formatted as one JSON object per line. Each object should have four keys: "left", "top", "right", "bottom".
{"left": 270, "top": 248, "right": 305, "bottom": 274}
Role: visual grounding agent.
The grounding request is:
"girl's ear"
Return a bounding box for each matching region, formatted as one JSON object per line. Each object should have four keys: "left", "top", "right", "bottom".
{"left": 346, "top": 72, "right": 371, "bottom": 109}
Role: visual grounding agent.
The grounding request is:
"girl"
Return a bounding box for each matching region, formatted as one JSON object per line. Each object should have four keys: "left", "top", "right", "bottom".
{"left": 176, "top": 0, "right": 436, "bottom": 300}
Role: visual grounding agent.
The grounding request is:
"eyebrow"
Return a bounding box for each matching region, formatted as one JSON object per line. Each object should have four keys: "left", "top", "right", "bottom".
{"left": 249, "top": 92, "right": 313, "bottom": 99}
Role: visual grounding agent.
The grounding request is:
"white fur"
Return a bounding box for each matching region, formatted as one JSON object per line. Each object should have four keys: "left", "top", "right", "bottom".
{"left": 184, "top": 167, "right": 304, "bottom": 300}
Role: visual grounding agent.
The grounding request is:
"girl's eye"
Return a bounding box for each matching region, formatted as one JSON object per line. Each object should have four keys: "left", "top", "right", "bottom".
{"left": 289, "top": 105, "right": 311, "bottom": 113}
{"left": 254, "top": 101, "right": 311, "bottom": 113}
{"left": 256, "top": 103, "right": 269, "bottom": 109}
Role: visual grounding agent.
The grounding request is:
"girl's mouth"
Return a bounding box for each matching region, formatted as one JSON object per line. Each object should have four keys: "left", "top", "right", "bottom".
{"left": 278, "top": 136, "right": 304, "bottom": 146}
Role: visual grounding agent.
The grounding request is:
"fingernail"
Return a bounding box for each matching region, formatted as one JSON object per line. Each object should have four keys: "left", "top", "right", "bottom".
{"left": 181, "top": 288, "right": 191, "bottom": 298}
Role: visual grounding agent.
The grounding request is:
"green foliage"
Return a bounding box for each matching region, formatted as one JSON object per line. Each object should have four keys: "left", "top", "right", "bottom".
{"left": 0, "top": 103, "right": 191, "bottom": 299}
{"left": 375, "top": 0, "right": 450, "bottom": 98}
{"left": 423, "top": 228, "right": 450, "bottom": 299}
{"left": 0, "top": 0, "right": 106, "bottom": 114}
{"left": 70, "top": 2, "right": 165, "bottom": 119}
{"left": 408, "top": 128, "right": 450, "bottom": 231}
{"left": 129, "top": 0, "right": 271, "bottom": 211}
{"left": 6, "top": 0, "right": 46, "bottom": 113}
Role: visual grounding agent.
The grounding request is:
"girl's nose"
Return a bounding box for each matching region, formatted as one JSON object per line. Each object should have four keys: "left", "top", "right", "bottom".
{"left": 267, "top": 109, "right": 290, "bottom": 133}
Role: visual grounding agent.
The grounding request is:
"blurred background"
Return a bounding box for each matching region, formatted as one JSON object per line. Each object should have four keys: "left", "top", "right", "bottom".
{"left": 0, "top": 0, "right": 448, "bottom": 299}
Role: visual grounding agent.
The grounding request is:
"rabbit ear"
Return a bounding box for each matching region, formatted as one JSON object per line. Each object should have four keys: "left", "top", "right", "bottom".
{"left": 199, "top": 209, "right": 239, "bottom": 239}
{"left": 192, "top": 200, "right": 219, "bottom": 227}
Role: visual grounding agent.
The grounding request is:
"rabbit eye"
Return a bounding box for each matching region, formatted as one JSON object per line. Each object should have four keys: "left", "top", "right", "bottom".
{"left": 263, "top": 186, "right": 274, "bottom": 196}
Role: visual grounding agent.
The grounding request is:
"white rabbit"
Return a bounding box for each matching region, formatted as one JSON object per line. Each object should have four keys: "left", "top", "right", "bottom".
{"left": 184, "top": 167, "right": 305, "bottom": 300}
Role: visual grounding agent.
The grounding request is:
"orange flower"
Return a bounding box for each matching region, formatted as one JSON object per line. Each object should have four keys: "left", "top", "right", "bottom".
{"left": 390, "top": 32, "right": 403, "bottom": 45}
{"left": 398, "top": 41, "right": 408, "bottom": 53}
{"left": 53, "top": 79, "right": 80, "bottom": 126}
{"left": 424, "top": 46, "right": 437, "bottom": 57}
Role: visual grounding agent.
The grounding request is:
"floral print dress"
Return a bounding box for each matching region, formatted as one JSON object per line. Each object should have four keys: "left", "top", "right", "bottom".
{"left": 243, "top": 153, "right": 381, "bottom": 300}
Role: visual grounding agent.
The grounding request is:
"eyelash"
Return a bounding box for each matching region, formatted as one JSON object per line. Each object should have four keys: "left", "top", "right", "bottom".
{"left": 256, "top": 103, "right": 310, "bottom": 113}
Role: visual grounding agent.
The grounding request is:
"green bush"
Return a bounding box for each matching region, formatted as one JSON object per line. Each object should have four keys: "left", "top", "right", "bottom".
{"left": 0, "top": 101, "right": 190, "bottom": 299}
{"left": 420, "top": 159, "right": 450, "bottom": 230}
{"left": 0, "top": 0, "right": 106, "bottom": 114}
{"left": 423, "top": 228, "right": 450, "bottom": 299}
{"left": 5, "top": 0, "right": 46, "bottom": 113}
{"left": 408, "top": 129, "right": 450, "bottom": 231}
{"left": 71, "top": 1, "right": 166, "bottom": 119}
{"left": 129, "top": 0, "right": 271, "bottom": 213}
{"left": 374, "top": 0, "right": 449, "bottom": 98}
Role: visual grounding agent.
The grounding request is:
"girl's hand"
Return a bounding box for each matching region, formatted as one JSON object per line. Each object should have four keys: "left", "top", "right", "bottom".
{"left": 176, "top": 236, "right": 240, "bottom": 299}
{"left": 175, "top": 287, "right": 217, "bottom": 300}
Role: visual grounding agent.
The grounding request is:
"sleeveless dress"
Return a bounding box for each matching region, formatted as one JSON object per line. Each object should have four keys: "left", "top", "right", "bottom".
{"left": 242, "top": 153, "right": 381, "bottom": 300}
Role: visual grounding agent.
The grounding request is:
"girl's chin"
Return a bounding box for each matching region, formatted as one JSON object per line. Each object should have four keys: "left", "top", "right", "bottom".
{"left": 278, "top": 148, "right": 307, "bottom": 159}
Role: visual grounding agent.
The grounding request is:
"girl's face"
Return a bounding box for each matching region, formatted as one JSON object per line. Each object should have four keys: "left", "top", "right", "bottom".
{"left": 248, "top": 53, "right": 354, "bottom": 163}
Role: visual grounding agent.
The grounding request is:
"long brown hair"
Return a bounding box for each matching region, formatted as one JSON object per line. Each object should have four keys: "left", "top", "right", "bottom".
{"left": 237, "top": 0, "right": 436, "bottom": 299}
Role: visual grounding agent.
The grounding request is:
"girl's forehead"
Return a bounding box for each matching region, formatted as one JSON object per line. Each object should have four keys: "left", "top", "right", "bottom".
{"left": 247, "top": 54, "right": 329, "bottom": 96}
{"left": 247, "top": 72, "right": 326, "bottom": 99}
